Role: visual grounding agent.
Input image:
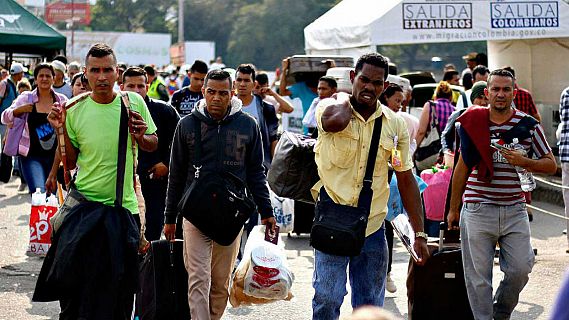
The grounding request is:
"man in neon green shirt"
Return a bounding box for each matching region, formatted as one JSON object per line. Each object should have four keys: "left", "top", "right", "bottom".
{"left": 50, "top": 44, "right": 157, "bottom": 215}
{"left": 45, "top": 43, "right": 157, "bottom": 318}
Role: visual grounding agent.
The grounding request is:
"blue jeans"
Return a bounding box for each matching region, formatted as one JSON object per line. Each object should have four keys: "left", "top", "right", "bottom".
{"left": 460, "top": 202, "right": 534, "bottom": 320}
{"left": 20, "top": 155, "right": 52, "bottom": 194}
{"left": 312, "top": 226, "right": 388, "bottom": 320}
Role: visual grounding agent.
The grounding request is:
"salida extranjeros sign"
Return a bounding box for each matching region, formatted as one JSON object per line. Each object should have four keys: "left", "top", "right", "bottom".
{"left": 397, "top": 0, "right": 567, "bottom": 43}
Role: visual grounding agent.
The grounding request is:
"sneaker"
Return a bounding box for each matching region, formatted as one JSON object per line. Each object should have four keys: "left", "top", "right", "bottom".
{"left": 564, "top": 229, "right": 567, "bottom": 235}
{"left": 386, "top": 273, "right": 397, "bottom": 293}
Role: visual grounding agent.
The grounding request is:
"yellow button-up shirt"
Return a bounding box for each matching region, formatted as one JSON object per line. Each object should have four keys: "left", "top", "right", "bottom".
{"left": 312, "top": 99, "right": 412, "bottom": 237}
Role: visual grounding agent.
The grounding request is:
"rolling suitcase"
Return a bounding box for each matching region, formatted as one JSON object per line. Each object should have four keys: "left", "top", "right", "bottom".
{"left": 291, "top": 200, "right": 314, "bottom": 236}
{"left": 407, "top": 225, "right": 474, "bottom": 320}
{"left": 137, "top": 239, "right": 190, "bottom": 320}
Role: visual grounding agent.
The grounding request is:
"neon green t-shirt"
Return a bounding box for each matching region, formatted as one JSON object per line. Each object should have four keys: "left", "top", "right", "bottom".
{"left": 66, "top": 92, "right": 157, "bottom": 214}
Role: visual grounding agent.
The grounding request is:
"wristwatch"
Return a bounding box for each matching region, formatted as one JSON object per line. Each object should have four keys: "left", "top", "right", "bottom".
{"left": 415, "top": 231, "right": 428, "bottom": 240}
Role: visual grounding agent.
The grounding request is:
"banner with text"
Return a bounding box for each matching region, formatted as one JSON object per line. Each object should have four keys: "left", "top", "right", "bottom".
{"left": 62, "top": 31, "right": 171, "bottom": 66}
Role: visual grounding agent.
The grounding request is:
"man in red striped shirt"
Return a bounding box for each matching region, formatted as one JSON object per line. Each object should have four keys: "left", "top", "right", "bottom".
{"left": 448, "top": 69, "right": 557, "bottom": 320}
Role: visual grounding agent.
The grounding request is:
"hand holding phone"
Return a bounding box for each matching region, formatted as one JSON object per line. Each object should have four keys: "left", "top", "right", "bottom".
{"left": 491, "top": 142, "right": 510, "bottom": 151}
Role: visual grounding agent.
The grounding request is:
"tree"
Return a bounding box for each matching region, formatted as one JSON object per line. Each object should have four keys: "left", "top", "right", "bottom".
{"left": 90, "top": 0, "right": 175, "bottom": 33}
{"left": 88, "top": 0, "right": 339, "bottom": 69}
{"left": 225, "top": 0, "right": 338, "bottom": 70}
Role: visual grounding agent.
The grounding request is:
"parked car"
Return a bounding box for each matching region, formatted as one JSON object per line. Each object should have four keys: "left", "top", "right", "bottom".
{"left": 407, "top": 83, "right": 466, "bottom": 119}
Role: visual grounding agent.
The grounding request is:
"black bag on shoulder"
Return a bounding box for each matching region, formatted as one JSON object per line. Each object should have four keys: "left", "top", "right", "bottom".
{"left": 267, "top": 131, "right": 318, "bottom": 203}
{"left": 310, "top": 117, "right": 383, "bottom": 257}
{"left": 177, "top": 115, "right": 257, "bottom": 246}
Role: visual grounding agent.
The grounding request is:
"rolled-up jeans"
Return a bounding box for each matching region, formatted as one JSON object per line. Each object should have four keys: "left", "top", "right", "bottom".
{"left": 20, "top": 154, "right": 52, "bottom": 193}
{"left": 460, "top": 202, "right": 534, "bottom": 320}
{"left": 312, "top": 226, "right": 388, "bottom": 320}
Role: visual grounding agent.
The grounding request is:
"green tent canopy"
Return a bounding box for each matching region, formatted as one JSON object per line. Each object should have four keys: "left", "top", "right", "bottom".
{"left": 0, "top": 0, "right": 66, "bottom": 55}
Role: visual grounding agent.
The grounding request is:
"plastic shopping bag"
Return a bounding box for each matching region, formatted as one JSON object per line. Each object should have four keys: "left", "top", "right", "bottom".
{"left": 29, "top": 191, "right": 58, "bottom": 255}
{"left": 229, "top": 225, "right": 294, "bottom": 307}
{"left": 386, "top": 174, "right": 428, "bottom": 222}
{"left": 270, "top": 189, "right": 294, "bottom": 233}
{"left": 420, "top": 166, "right": 452, "bottom": 221}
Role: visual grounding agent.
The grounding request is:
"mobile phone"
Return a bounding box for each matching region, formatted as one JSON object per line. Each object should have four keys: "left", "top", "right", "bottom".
{"left": 490, "top": 142, "right": 509, "bottom": 151}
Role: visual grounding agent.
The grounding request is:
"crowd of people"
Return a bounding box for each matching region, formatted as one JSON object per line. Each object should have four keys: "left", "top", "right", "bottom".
{"left": 0, "top": 43, "right": 567, "bottom": 320}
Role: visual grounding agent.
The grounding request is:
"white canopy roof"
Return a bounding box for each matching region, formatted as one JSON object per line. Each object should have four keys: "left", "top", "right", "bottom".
{"left": 305, "top": 0, "right": 569, "bottom": 51}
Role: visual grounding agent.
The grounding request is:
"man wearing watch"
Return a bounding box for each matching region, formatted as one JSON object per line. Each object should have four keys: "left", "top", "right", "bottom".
{"left": 311, "top": 53, "right": 429, "bottom": 320}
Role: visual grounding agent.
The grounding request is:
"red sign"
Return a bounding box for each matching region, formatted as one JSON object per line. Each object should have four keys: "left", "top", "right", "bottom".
{"left": 45, "top": 1, "right": 91, "bottom": 25}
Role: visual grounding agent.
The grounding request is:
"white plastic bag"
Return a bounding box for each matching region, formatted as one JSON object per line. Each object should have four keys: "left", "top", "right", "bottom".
{"left": 229, "top": 225, "right": 294, "bottom": 307}
{"left": 269, "top": 189, "right": 294, "bottom": 233}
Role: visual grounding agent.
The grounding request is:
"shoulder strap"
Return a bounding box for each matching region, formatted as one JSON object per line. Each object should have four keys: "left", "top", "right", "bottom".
{"left": 57, "top": 92, "right": 91, "bottom": 187}
{"left": 460, "top": 91, "right": 468, "bottom": 108}
{"left": 191, "top": 113, "right": 202, "bottom": 178}
{"left": 357, "top": 113, "right": 383, "bottom": 210}
{"left": 115, "top": 93, "right": 130, "bottom": 207}
{"left": 119, "top": 92, "right": 138, "bottom": 186}
{"left": 429, "top": 101, "right": 440, "bottom": 133}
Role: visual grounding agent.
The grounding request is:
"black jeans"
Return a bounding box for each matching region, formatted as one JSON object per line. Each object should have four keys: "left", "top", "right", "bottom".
{"left": 139, "top": 175, "right": 168, "bottom": 241}
{"left": 386, "top": 222, "right": 394, "bottom": 273}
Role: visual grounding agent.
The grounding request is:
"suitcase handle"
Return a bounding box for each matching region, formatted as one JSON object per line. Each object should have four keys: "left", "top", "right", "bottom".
{"left": 169, "top": 241, "right": 175, "bottom": 268}
{"left": 437, "top": 222, "right": 461, "bottom": 253}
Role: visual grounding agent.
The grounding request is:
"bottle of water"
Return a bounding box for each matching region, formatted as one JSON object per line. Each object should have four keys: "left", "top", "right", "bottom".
{"left": 31, "top": 188, "right": 46, "bottom": 206}
{"left": 511, "top": 138, "right": 536, "bottom": 192}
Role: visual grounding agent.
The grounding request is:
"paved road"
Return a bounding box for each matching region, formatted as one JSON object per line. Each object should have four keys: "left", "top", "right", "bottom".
{"left": 0, "top": 177, "right": 567, "bottom": 320}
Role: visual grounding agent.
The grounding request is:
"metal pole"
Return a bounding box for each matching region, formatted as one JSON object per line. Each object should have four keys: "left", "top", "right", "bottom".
{"left": 71, "top": 0, "right": 75, "bottom": 59}
{"left": 178, "top": 0, "right": 184, "bottom": 44}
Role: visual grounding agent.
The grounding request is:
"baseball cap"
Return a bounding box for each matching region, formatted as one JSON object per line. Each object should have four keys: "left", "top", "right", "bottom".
{"left": 462, "top": 52, "right": 477, "bottom": 61}
{"left": 10, "top": 62, "right": 28, "bottom": 74}
{"left": 51, "top": 60, "right": 66, "bottom": 74}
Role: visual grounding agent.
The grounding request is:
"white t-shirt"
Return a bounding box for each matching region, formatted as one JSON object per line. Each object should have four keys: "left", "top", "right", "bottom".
{"left": 455, "top": 89, "right": 472, "bottom": 110}
{"left": 398, "top": 111, "right": 419, "bottom": 155}
{"left": 242, "top": 96, "right": 260, "bottom": 123}
{"left": 53, "top": 82, "right": 73, "bottom": 99}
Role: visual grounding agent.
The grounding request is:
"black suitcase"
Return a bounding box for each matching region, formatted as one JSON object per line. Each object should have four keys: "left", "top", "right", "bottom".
{"left": 137, "top": 239, "right": 190, "bottom": 320}
{"left": 407, "top": 228, "right": 474, "bottom": 320}
{"left": 291, "top": 200, "right": 314, "bottom": 235}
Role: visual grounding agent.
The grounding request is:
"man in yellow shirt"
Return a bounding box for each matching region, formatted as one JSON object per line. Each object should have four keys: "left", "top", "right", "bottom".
{"left": 311, "top": 53, "right": 429, "bottom": 319}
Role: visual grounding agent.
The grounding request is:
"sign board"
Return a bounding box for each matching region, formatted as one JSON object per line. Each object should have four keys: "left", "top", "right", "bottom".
{"left": 46, "top": 1, "right": 91, "bottom": 25}
{"left": 170, "top": 41, "right": 215, "bottom": 66}
{"left": 62, "top": 31, "right": 171, "bottom": 66}
{"left": 305, "top": 0, "right": 569, "bottom": 49}
{"left": 0, "top": 14, "right": 23, "bottom": 31}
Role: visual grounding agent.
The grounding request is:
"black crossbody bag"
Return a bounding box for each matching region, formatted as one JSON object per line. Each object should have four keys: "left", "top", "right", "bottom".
{"left": 177, "top": 114, "right": 257, "bottom": 246}
{"left": 310, "top": 116, "right": 383, "bottom": 256}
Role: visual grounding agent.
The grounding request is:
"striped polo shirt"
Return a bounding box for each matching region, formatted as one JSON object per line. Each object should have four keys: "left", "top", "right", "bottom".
{"left": 464, "top": 110, "right": 551, "bottom": 205}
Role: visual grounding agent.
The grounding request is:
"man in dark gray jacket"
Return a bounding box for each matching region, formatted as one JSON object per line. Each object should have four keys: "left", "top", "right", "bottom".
{"left": 163, "top": 69, "right": 275, "bottom": 320}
